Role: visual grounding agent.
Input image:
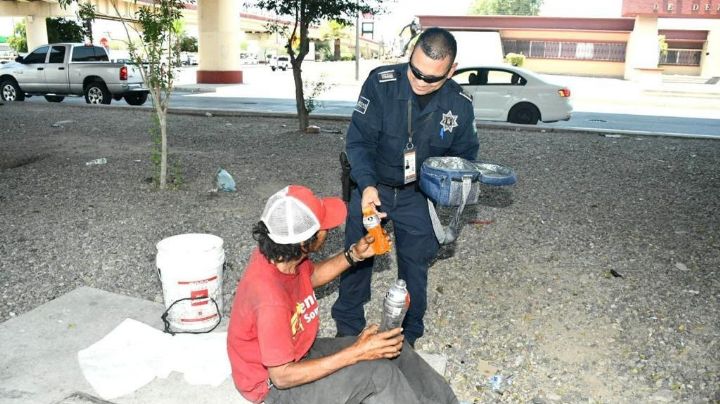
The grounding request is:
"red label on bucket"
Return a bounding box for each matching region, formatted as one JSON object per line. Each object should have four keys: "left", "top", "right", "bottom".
{"left": 180, "top": 313, "right": 219, "bottom": 322}
{"left": 178, "top": 275, "right": 218, "bottom": 285}
{"left": 190, "top": 289, "right": 209, "bottom": 306}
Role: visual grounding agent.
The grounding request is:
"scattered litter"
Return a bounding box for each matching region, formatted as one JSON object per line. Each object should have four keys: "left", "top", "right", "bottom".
{"left": 86, "top": 158, "right": 107, "bottom": 166}
{"left": 488, "top": 373, "right": 513, "bottom": 394}
{"left": 134, "top": 159, "right": 142, "bottom": 163}
{"left": 215, "top": 168, "right": 236, "bottom": 192}
{"left": 205, "top": 112, "right": 213, "bottom": 117}
{"left": 321, "top": 128, "right": 342, "bottom": 134}
{"left": 469, "top": 219, "right": 494, "bottom": 226}
{"left": 281, "top": 124, "right": 287, "bottom": 128}
{"left": 51, "top": 120, "right": 74, "bottom": 128}
{"left": 225, "top": 123, "right": 232, "bottom": 127}
{"left": 685, "top": 289, "right": 700, "bottom": 295}
{"left": 603, "top": 134, "right": 623, "bottom": 138}
{"left": 305, "top": 125, "right": 321, "bottom": 134}
{"left": 675, "top": 262, "right": 689, "bottom": 272}
{"left": 610, "top": 269, "right": 623, "bottom": 278}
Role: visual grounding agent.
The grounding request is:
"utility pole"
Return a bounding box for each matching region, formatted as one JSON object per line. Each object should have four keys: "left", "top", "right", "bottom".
{"left": 355, "top": 2, "right": 360, "bottom": 81}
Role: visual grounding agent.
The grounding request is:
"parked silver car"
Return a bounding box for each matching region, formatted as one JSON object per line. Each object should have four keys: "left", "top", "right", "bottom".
{"left": 453, "top": 65, "right": 572, "bottom": 124}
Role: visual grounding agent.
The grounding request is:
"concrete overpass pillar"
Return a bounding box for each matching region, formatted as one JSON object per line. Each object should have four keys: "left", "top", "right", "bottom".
{"left": 25, "top": 15, "right": 49, "bottom": 51}
{"left": 196, "top": 0, "right": 242, "bottom": 83}
{"left": 624, "top": 15, "right": 662, "bottom": 83}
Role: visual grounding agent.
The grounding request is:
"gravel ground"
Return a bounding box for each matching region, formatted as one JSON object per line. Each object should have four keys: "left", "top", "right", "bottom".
{"left": 1, "top": 102, "right": 719, "bottom": 403}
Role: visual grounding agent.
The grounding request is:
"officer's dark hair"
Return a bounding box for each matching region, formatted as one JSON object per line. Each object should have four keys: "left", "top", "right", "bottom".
{"left": 252, "top": 221, "right": 319, "bottom": 263}
{"left": 415, "top": 27, "right": 457, "bottom": 63}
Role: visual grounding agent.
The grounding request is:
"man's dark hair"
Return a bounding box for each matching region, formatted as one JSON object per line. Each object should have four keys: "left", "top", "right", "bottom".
{"left": 415, "top": 27, "right": 457, "bottom": 63}
{"left": 252, "top": 221, "right": 319, "bottom": 263}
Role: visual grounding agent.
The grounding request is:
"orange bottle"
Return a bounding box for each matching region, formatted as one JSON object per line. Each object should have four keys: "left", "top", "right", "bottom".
{"left": 362, "top": 207, "right": 391, "bottom": 255}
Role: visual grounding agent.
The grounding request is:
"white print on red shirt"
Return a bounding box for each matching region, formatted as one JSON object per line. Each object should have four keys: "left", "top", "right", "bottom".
{"left": 290, "top": 292, "right": 319, "bottom": 337}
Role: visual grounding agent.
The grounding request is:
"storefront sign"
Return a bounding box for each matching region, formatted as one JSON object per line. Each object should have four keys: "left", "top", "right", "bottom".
{"left": 623, "top": 0, "right": 720, "bottom": 18}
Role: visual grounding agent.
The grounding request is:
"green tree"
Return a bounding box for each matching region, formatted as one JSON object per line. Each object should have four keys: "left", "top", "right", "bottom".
{"left": 179, "top": 35, "right": 198, "bottom": 52}
{"left": 8, "top": 21, "right": 27, "bottom": 53}
{"left": 469, "top": 0, "right": 543, "bottom": 15}
{"left": 59, "top": 0, "right": 189, "bottom": 190}
{"left": 319, "top": 20, "right": 349, "bottom": 61}
{"left": 253, "top": 0, "right": 385, "bottom": 131}
{"left": 657, "top": 35, "right": 668, "bottom": 57}
{"left": 46, "top": 17, "right": 84, "bottom": 43}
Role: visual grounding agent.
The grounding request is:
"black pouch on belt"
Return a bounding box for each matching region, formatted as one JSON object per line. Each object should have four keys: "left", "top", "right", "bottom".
{"left": 340, "top": 151, "right": 356, "bottom": 202}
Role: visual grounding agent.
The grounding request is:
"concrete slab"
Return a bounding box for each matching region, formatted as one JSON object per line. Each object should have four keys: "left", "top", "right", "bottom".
{"left": 0, "top": 287, "right": 248, "bottom": 404}
{"left": 1, "top": 287, "right": 448, "bottom": 404}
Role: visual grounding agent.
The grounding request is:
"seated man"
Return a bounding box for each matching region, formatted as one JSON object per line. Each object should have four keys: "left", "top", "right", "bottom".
{"left": 227, "top": 185, "right": 460, "bottom": 404}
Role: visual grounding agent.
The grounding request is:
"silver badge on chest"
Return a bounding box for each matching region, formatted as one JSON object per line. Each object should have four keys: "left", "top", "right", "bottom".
{"left": 440, "top": 110, "right": 458, "bottom": 133}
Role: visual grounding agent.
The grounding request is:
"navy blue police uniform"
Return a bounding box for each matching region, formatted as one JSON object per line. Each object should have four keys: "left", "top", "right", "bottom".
{"left": 331, "top": 63, "right": 480, "bottom": 344}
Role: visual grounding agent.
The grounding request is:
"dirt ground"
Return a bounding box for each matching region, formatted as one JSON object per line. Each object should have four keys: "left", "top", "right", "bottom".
{"left": 1, "top": 102, "right": 718, "bottom": 403}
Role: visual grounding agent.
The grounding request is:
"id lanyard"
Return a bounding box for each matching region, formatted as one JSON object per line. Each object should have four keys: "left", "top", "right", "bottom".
{"left": 404, "top": 99, "right": 417, "bottom": 184}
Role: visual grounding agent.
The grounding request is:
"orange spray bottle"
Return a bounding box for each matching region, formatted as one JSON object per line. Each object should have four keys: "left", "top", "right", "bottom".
{"left": 362, "top": 206, "right": 391, "bottom": 255}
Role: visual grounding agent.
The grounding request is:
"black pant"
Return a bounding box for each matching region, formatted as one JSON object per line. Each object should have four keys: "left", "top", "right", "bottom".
{"left": 332, "top": 184, "right": 440, "bottom": 344}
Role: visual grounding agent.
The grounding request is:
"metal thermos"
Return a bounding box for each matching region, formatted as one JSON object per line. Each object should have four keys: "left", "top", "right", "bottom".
{"left": 379, "top": 279, "right": 410, "bottom": 331}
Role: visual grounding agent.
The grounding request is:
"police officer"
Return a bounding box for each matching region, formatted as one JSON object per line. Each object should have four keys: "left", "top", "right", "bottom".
{"left": 332, "top": 28, "right": 480, "bottom": 346}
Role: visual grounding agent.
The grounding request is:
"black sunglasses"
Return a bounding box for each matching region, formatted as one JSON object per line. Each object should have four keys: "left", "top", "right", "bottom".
{"left": 408, "top": 60, "right": 450, "bottom": 84}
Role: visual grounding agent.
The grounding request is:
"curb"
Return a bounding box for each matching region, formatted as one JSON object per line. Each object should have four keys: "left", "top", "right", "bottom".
{"left": 31, "top": 101, "right": 716, "bottom": 142}
{"left": 164, "top": 107, "right": 720, "bottom": 141}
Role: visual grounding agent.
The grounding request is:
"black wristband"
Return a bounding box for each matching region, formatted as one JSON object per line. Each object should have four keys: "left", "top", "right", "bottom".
{"left": 343, "top": 249, "right": 356, "bottom": 266}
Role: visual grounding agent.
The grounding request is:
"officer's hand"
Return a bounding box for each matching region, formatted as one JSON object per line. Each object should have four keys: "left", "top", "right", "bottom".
{"left": 361, "top": 186, "right": 387, "bottom": 219}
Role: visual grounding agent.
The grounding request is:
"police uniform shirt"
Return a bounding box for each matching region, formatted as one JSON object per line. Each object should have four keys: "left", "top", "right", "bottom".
{"left": 346, "top": 63, "right": 480, "bottom": 190}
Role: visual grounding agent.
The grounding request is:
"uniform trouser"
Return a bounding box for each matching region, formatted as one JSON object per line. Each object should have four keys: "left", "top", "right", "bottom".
{"left": 264, "top": 337, "right": 458, "bottom": 404}
{"left": 331, "top": 184, "right": 440, "bottom": 344}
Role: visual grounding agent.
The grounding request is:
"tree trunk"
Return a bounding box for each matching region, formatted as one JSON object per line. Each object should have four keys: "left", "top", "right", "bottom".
{"left": 334, "top": 38, "right": 341, "bottom": 61}
{"left": 159, "top": 111, "right": 167, "bottom": 190}
{"left": 293, "top": 65, "right": 308, "bottom": 131}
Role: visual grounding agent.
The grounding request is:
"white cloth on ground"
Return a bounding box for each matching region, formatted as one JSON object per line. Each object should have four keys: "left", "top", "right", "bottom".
{"left": 77, "top": 318, "right": 230, "bottom": 400}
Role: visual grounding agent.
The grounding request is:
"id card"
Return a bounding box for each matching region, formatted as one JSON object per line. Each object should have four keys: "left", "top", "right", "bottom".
{"left": 403, "top": 148, "right": 416, "bottom": 184}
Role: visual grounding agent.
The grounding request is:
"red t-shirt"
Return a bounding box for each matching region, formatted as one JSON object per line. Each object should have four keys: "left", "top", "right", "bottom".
{"left": 226, "top": 249, "right": 320, "bottom": 403}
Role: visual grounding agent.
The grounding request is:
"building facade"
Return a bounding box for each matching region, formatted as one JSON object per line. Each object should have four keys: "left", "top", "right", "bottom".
{"left": 418, "top": 0, "right": 720, "bottom": 80}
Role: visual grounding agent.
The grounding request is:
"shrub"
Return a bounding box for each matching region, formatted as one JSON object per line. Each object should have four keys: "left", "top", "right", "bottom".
{"left": 505, "top": 52, "right": 525, "bottom": 67}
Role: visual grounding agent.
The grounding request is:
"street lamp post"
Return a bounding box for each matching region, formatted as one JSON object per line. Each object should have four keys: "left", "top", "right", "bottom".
{"left": 355, "top": 5, "right": 360, "bottom": 81}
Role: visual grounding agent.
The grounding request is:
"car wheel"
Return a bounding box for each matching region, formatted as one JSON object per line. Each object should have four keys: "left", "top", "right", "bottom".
{"left": 271, "top": 66, "right": 276, "bottom": 71}
{"left": 44, "top": 95, "right": 65, "bottom": 103}
{"left": 124, "top": 92, "right": 148, "bottom": 106}
{"left": 508, "top": 103, "right": 540, "bottom": 125}
{"left": 1, "top": 79, "right": 25, "bottom": 101}
{"left": 84, "top": 81, "right": 111, "bottom": 105}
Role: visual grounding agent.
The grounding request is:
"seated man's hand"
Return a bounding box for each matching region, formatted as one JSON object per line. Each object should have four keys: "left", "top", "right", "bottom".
{"left": 351, "top": 324, "right": 404, "bottom": 361}
{"left": 353, "top": 233, "right": 391, "bottom": 260}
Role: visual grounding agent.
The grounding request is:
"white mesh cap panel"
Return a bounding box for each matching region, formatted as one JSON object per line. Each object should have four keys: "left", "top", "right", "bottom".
{"left": 260, "top": 187, "right": 320, "bottom": 244}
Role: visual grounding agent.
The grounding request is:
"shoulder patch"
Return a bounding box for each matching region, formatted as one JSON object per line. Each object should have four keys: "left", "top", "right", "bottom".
{"left": 377, "top": 69, "right": 398, "bottom": 83}
{"left": 354, "top": 96, "right": 370, "bottom": 114}
{"left": 459, "top": 90, "right": 473, "bottom": 102}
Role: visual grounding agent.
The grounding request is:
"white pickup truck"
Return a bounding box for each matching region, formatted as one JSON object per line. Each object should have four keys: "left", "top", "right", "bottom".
{"left": 0, "top": 43, "right": 149, "bottom": 105}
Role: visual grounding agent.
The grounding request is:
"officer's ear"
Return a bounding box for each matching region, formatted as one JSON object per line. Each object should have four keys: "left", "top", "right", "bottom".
{"left": 446, "top": 62, "right": 458, "bottom": 79}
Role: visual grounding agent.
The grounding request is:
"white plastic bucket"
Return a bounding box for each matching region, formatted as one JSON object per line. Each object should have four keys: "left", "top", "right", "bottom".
{"left": 156, "top": 233, "right": 225, "bottom": 333}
